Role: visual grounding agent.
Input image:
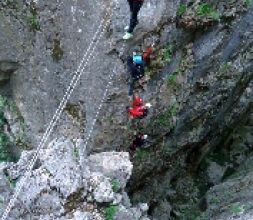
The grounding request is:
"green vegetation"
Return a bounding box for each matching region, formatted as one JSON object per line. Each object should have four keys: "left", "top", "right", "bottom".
{"left": 0, "top": 96, "right": 16, "bottom": 162}
{"left": 105, "top": 205, "right": 118, "bottom": 220}
{"left": 111, "top": 179, "right": 121, "bottom": 192}
{"left": 28, "top": 14, "right": 40, "bottom": 31}
{"left": 0, "top": 133, "right": 14, "bottom": 162}
{"left": 146, "top": 44, "right": 173, "bottom": 77}
{"left": 27, "top": 3, "right": 40, "bottom": 31}
{"left": 166, "top": 46, "right": 194, "bottom": 89}
{"left": 230, "top": 203, "right": 245, "bottom": 215}
{"left": 0, "top": 96, "right": 6, "bottom": 108}
{"left": 73, "top": 147, "right": 79, "bottom": 159}
{"left": 6, "top": 175, "right": 17, "bottom": 189}
{"left": 221, "top": 62, "right": 231, "bottom": 72}
{"left": 196, "top": 211, "right": 209, "bottom": 220}
{"left": 179, "top": 207, "right": 202, "bottom": 220}
{"left": 135, "top": 148, "right": 148, "bottom": 161}
{"left": 0, "top": 96, "right": 7, "bottom": 127}
{"left": 196, "top": 3, "right": 220, "bottom": 21}
{"left": 244, "top": 0, "right": 253, "bottom": 7}
{"left": 217, "top": 62, "right": 233, "bottom": 80}
{"left": 177, "top": 3, "right": 187, "bottom": 16}
{"left": 210, "top": 196, "right": 221, "bottom": 205}
{"left": 166, "top": 71, "right": 178, "bottom": 87}
{"left": 162, "top": 44, "right": 173, "bottom": 63}
{"left": 155, "top": 104, "right": 178, "bottom": 128}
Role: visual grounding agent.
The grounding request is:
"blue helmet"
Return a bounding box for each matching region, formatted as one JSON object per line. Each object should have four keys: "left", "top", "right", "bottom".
{"left": 133, "top": 55, "right": 143, "bottom": 65}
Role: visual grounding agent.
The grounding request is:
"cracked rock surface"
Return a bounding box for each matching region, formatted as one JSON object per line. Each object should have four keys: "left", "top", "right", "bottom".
{"left": 1, "top": 138, "right": 148, "bottom": 220}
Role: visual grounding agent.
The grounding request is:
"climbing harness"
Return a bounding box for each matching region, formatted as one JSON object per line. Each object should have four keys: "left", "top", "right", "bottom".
{"left": 1, "top": 1, "right": 117, "bottom": 219}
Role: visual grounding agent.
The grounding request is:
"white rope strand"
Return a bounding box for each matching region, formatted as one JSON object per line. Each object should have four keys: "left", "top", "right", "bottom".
{"left": 81, "top": 68, "right": 115, "bottom": 159}
{"left": 36, "top": 11, "right": 107, "bottom": 150}
{"left": 1, "top": 2, "right": 115, "bottom": 219}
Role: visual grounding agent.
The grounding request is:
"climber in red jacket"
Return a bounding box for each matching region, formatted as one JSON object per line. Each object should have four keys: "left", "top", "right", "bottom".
{"left": 127, "top": 94, "right": 151, "bottom": 119}
{"left": 123, "top": 0, "right": 144, "bottom": 40}
{"left": 132, "top": 94, "right": 144, "bottom": 107}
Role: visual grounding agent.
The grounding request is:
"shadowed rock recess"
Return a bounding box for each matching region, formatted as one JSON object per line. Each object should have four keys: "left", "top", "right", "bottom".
{"left": 0, "top": 0, "right": 252, "bottom": 219}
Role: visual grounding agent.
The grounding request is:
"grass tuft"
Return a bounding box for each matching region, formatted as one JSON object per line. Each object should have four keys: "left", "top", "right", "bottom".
{"left": 135, "top": 148, "right": 148, "bottom": 161}
{"left": 177, "top": 3, "right": 187, "bottom": 16}
{"left": 155, "top": 104, "right": 178, "bottom": 128}
{"left": 230, "top": 203, "right": 245, "bottom": 215}
{"left": 244, "top": 0, "right": 253, "bottom": 7}
{"left": 28, "top": 14, "right": 40, "bottom": 31}
{"left": 167, "top": 72, "right": 178, "bottom": 87}
{"left": 196, "top": 3, "right": 220, "bottom": 21}
{"left": 111, "top": 179, "right": 121, "bottom": 192}
{"left": 105, "top": 205, "right": 118, "bottom": 220}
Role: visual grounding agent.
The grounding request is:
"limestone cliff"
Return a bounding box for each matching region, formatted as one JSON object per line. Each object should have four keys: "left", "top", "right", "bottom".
{"left": 0, "top": 0, "right": 252, "bottom": 219}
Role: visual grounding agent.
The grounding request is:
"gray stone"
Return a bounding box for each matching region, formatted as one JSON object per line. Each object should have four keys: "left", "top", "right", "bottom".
{"left": 194, "top": 29, "right": 226, "bottom": 61}
{"left": 88, "top": 152, "right": 133, "bottom": 188}
{"left": 72, "top": 210, "right": 93, "bottom": 220}
{"left": 207, "top": 162, "right": 226, "bottom": 185}
{"left": 89, "top": 173, "right": 114, "bottom": 203}
{"left": 138, "top": 203, "right": 149, "bottom": 213}
{"left": 0, "top": 164, "right": 12, "bottom": 205}
{"left": 2, "top": 138, "right": 145, "bottom": 219}
{"left": 6, "top": 151, "right": 33, "bottom": 179}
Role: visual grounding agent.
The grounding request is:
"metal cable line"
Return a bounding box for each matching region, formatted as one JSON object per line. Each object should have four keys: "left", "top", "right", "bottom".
{"left": 1, "top": 1, "right": 117, "bottom": 219}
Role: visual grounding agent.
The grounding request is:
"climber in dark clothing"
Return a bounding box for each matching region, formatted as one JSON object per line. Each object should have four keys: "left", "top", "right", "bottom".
{"left": 127, "top": 54, "right": 145, "bottom": 96}
{"left": 130, "top": 133, "right": 148, "bottom": 152}
{"left": 123, "top": 0, "right": 144, "bottom": 40}
{"left": 126, "top": 47, "right": 153, "bottom": 96}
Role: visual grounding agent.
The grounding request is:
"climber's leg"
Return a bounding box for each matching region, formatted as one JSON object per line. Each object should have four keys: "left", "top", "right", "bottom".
{"left": 128, "top": 77, "right": 135, "bottom": 96}
{"left": 128, "top": 1, "right": 143, "bottom": 33}
{"left": 127, "top": 0, "right": 134, "bottom": 13}
{"left": 126, "top": 56, "right": 136, "bottom": 89}
{"left": 123, "top": 1, "right": 143, "bottom": 40}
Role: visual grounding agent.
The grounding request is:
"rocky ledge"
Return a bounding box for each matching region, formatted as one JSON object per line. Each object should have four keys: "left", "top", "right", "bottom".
{"left": 0, "top": 138, "right": 149, "bottom": 220}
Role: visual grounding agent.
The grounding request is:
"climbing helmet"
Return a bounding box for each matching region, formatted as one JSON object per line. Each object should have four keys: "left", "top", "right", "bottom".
{"left": 133, "top": 55, "right": 143, "bottom": 65}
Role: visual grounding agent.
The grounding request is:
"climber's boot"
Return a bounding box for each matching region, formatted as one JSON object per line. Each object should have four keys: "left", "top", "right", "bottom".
{"left": 123, "top": 32, "right": 133, "bottom": 40}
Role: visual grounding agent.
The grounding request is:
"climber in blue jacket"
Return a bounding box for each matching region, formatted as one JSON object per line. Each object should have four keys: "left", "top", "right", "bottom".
{"left": 126, "top": 47, "right": 153, "bottom": 96}
{"left": 123, "top": 0, "right": 144, "bottom": 40}
{"left": 127, "top": 52, "right": 145, "bottom": 96}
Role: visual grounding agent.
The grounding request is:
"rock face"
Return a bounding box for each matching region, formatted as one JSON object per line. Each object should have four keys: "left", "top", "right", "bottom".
{"left": 0, "top": 0, "right": 171, "bottom": 149}
{"left": 0, "top": 61, "right": 19, "bottom": 82}
{"left": 0, "top": 0, "right": 253, "bottom": 220}
{"left": 0, "top": 138, "right": 149, "bottom": 220}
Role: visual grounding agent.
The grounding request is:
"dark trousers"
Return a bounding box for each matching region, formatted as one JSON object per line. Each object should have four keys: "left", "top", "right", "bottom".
{"left": 127, "top": 0, "right": 143, "bottom": 33}
{"left": 128, "top": 77, "right": 137, "bottom": 96}
{"left": 127, "top": 56, "right": 141, "bottom": 96}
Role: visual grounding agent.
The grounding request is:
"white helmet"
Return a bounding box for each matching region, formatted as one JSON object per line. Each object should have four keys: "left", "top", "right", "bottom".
{"left": 145, "top": 103, "right": 152, "bottom": 108}
{"left": 143, "top": 135, "right": 148, "bottom": 140}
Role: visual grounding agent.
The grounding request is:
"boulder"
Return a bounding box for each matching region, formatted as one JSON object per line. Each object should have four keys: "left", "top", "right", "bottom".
{"left": 2, "top": 138, "right": 150, "bottom": 219}
{"left": 88, "top": 172, "right": 114, "bottom": 203}
{"left": 88, "top": 152, "right": 133, "bottom": 188}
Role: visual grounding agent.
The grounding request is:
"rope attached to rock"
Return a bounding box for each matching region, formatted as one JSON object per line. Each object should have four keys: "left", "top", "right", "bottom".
{"left": 1, "top": 1, "right": 118, "bottom": 219}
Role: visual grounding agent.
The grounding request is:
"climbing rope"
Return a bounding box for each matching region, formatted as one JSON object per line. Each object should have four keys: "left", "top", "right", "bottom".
{"left": 1, "top": 1, "right": 118, "bottom": 219}
{"left": 79, "top": 65, "right": 117, "bottom": 167}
